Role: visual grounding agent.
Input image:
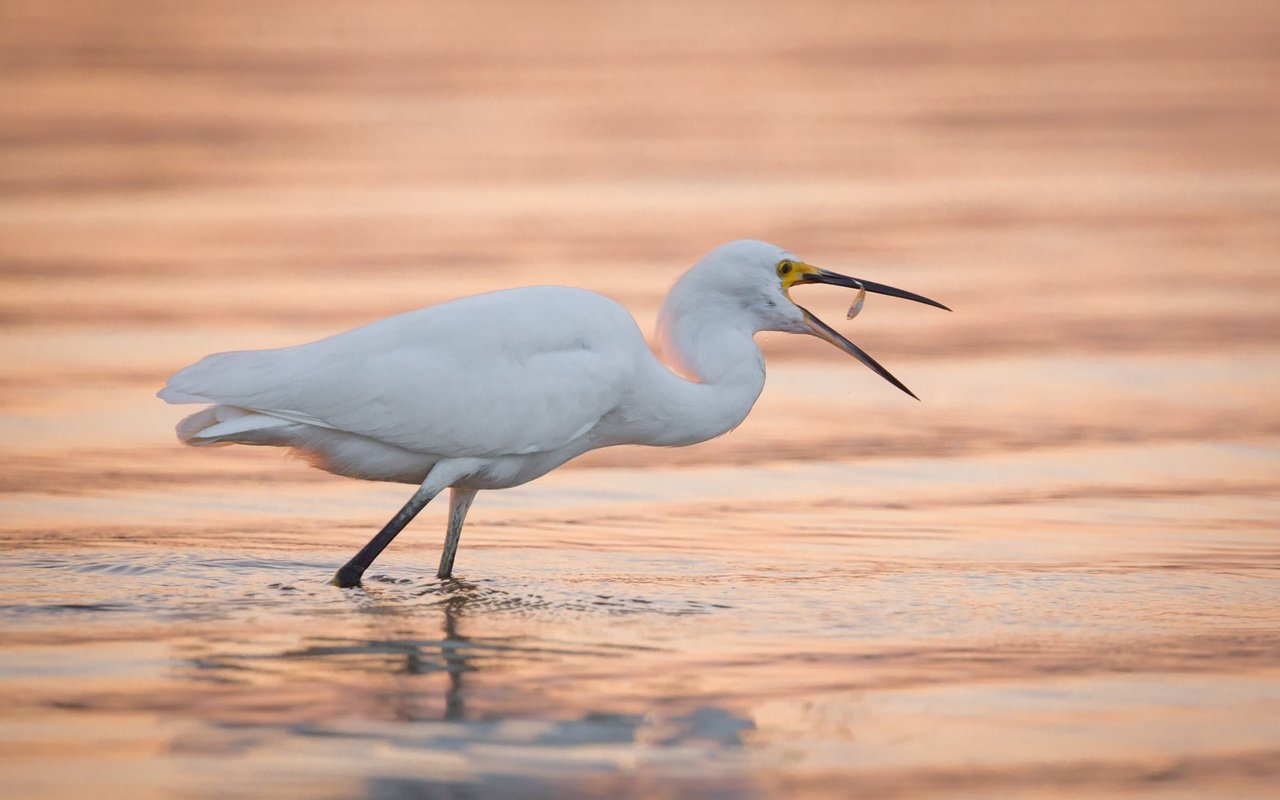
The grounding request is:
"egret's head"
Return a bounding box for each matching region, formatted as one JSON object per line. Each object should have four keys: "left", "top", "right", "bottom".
{"left": 679, "top": 239, "right": 950, "bottom": 399}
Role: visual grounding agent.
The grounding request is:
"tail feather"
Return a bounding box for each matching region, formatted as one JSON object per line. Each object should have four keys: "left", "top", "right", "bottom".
{"left": 158, "top": 348, "right": 286, "bottom": 407}
{"left": 157, "top": 385, "right": 209, "bottom": 404}
{"left": 176, "top": 405, "right": 293, "bottom": 446}
{"left": 175, "top": 407, "right": 224, "bottom": 445}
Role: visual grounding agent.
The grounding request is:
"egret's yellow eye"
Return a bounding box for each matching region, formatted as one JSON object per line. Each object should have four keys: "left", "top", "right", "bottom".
{"left": 777, "top": 260, "right": 793, "bottom": 277}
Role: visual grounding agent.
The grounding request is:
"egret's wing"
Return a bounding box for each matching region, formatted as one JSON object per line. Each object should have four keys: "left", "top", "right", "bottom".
{"left": 160, "top": 287, "right": 641, "bottom": 458}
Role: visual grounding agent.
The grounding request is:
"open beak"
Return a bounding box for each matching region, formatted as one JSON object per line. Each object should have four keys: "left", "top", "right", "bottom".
{"left": 792, "top": 267, "right": 950, "bottom": 401}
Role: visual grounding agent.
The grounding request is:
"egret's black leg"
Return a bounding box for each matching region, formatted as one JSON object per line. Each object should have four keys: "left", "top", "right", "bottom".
{"left": 332, "top": 484, "right": 436, "bottom": 587}
{"left": 437, "top": 487, "right": 477, "bottom": 579}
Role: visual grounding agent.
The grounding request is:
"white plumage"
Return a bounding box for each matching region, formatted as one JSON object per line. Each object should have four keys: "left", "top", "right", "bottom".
{"left": 163, "top": 287, "right": 638, "bottom": 483}
{"left": 160, "top": 240, "right": 947, "bottom": 586}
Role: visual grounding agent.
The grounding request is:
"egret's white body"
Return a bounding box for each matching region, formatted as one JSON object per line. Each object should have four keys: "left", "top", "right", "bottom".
{"left": 160, "top": 240, "right": 946, "bottom": 585}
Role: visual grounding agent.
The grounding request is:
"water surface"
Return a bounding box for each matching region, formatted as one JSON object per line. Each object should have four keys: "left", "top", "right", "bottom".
{"left": 2, "top": 1, "right": 1279, "bottom": 797}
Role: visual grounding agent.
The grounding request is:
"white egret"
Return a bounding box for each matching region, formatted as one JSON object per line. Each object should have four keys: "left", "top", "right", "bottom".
{"left": 159, "top": 240, "right": 948, "bottom": 587}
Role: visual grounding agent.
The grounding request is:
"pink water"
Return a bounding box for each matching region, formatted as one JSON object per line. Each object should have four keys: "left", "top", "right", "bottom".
{"left": 2, "top": 2, "right": 1280, "bottom": 797}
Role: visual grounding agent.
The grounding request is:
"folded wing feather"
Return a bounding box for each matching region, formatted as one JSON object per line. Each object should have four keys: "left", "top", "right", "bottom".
{"left": 159, "top": 287, "right": 640, "bottom": 458}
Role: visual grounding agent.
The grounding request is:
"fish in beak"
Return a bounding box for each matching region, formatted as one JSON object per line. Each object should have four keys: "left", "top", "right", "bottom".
{"left": 790, "top": 266, "right": 950, "bottom": 400}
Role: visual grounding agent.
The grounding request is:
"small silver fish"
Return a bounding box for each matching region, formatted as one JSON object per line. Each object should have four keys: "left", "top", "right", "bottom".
{"left": 846, "top": 282, "right": 866, "bottom": 319}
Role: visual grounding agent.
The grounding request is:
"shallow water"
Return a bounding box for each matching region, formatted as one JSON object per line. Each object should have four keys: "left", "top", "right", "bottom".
{"left": 3, "top": 1, "right": 1280, "bottom": 798}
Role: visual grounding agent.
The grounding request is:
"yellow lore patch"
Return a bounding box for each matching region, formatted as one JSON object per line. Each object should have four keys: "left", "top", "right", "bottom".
{"left": 778, "top": 260, "right": 818, "bottom": 295}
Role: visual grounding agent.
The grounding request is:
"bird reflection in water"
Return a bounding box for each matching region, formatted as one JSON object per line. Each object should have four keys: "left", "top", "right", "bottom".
{"left": 344, "top": 577, "right": 502, "bottom": 724}
{"left": 418, "top": 579, "right": 472, "bottom": 722}
{"left": 144, "top": 575, "right": 762, "bottom": 798}
{"left": 174, "top": 578, "right": 551, "bottom": 726}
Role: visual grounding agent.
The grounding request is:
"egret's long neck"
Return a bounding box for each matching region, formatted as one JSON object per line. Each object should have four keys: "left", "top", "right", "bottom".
{"left": 628, "top": 282, "right": 766, "bottom": 447}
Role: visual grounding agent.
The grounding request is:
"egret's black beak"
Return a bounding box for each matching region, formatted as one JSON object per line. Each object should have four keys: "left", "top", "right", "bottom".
{"left": 796, "top": 268, "right": 951, "bottom": 311}
{"left": 792, "top": 267, "right": 950, "bottom": 400}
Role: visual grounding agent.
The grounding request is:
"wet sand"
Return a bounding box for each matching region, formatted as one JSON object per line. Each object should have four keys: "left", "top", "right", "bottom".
{"left": 2, "top": 1, "right": 1280, "bottom": 797}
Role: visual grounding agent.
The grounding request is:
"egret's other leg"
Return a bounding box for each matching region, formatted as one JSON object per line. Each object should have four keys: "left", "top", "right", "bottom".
{"left": 333, "top": 483, "right": 437, "bottom": 588}
{"left": 437, "top": 487, "right": 477, "bottom": 579}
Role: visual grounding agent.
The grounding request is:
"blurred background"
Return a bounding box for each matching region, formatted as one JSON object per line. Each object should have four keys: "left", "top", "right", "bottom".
{"left": 3, "top": 0, "right": 1278, "bottom": 469}
{"left": 2, "top": 1, "right": 1279, "bottom": 798}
